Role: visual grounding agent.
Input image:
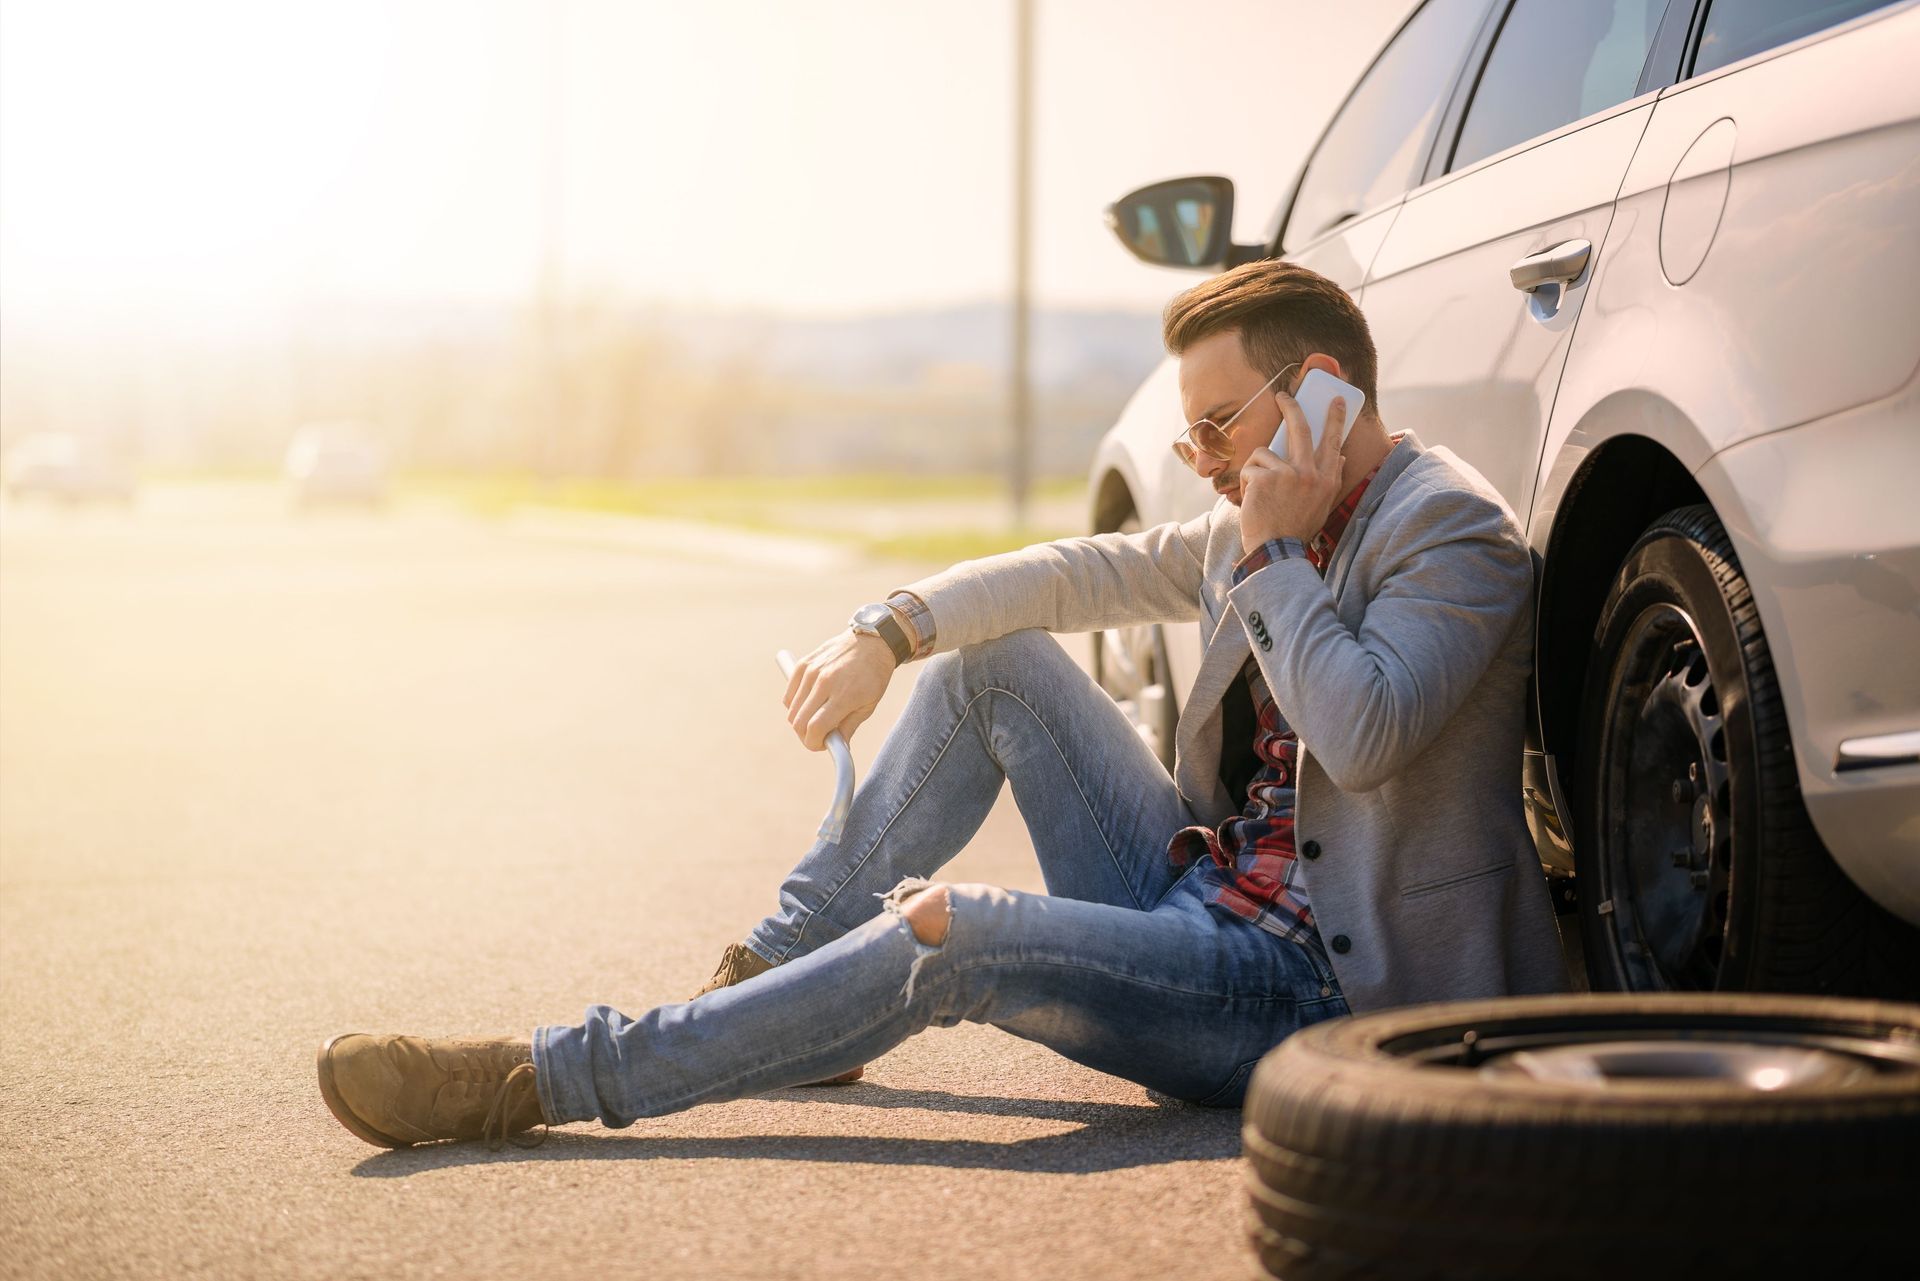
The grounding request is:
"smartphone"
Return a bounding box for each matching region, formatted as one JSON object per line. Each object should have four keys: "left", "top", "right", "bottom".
{"left": 1272, "top": 368, "right": 1365, "bottom": 461}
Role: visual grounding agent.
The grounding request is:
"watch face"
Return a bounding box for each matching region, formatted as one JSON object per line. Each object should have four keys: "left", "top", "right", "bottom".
{"left": 853, "top": 603, "right": 891, "bottom": 628}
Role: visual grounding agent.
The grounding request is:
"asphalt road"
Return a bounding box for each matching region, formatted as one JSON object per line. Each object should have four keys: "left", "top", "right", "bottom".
{"left": 0, "top": 488, "right": 1254, "bottom": 1281}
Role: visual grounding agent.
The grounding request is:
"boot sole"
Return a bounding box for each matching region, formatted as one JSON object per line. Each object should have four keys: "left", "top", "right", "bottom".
{"left": 316, "top": 1034, "right": 416, "bottom": 1149}
{"left": 797, "top": 1065, "right": 865, "bottom": 1086}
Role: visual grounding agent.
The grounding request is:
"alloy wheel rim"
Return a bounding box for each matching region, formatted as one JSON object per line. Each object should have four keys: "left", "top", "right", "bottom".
{"left": 1598, "top": 603, "right": 1734, "bottom": 990}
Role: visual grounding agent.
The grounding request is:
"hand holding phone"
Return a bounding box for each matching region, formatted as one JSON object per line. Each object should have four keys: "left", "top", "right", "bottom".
{"left": 1272, "top": 368, "right": 1365, "bottom": 461}
{"left": 1240, "top": 366, "right": 1362, "bottom": 553}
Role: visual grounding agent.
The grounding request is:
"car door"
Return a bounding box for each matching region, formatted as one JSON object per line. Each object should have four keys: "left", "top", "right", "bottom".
{"left": 1359, "top": 0, "right": 1674, "bottom": 525}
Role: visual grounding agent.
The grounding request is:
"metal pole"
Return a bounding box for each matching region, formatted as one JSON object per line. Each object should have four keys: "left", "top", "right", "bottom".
{"left": 1010, "top": 0, "right": 1034, "bottom": 527}
{"left": 538, "top": 0, "right": 567, "bottom": 478}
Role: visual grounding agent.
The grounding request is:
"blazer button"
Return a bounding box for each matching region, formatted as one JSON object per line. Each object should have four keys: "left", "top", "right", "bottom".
{"left": 1301, "top": 840, "right": 1321, "bottom": 860}
{"left": 1330, "top": 934, "right": 1351, "bottom": 954}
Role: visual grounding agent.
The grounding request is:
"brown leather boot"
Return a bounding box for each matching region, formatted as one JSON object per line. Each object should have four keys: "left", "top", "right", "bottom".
{"left": 691, "top": 942, "right": 864, "bottom": 1085}
{"left": 689, "top": 941, "right": 773, "bottom": 998}
{"left": 317, "top": 1033, "right": 549, "bottom": 1150}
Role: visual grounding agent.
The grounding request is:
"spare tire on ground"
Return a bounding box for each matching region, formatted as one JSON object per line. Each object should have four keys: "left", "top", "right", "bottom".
{"left": 1241, "top": 993, "right": 1920, "bottom": 1281}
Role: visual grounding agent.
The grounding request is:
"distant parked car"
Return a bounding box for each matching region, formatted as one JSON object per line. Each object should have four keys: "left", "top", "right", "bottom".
{"left": 284, "top": 423, "right": 388, "bottom": 509}
{"left": 1091, "top": 0, "right": 1920, "bottom": 997}
{"left": 3, "top": 432, "right": 137, "bottom": 505}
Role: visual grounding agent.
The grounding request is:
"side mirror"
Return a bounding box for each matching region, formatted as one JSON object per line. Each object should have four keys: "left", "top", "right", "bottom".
{"left": 1104, "top": 176, "right": 1238, "bottom": 270}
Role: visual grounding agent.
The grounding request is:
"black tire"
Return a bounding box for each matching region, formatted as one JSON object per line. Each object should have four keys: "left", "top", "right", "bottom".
{"left": 1575, "top": 504, "right": 1920, "bottom": 997}
{"left": 1090, "top": 510, "right": 1178, "bottom": 769}
{"left": 1241, "top": 993, "right": 1920, "bottom": 1281}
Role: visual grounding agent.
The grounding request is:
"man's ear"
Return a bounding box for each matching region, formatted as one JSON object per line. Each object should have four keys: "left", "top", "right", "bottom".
{"left": 1299, "top": 352, "right": 1341, "bottom": 381}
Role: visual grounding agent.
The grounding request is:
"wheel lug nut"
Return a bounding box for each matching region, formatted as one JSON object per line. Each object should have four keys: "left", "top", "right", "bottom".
{"left": 1671, "top": 780, "right": 1686, "bottom": 803}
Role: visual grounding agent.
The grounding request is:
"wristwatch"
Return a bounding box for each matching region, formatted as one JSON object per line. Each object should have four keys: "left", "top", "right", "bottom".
{"left": 849, "top": 601, "right": 914, "bottom": 666}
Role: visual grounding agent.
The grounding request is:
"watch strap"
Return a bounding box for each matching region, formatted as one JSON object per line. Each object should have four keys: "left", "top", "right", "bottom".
{"left": 851, "top": 602, "right": 914, "bottom": 665}
{"left": 883, "top": 590, "right": 936, "bottom": 660}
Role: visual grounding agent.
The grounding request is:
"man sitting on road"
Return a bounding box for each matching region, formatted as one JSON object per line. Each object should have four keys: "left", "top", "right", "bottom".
{"left": 316, "top": 259, "right": 1568, "bottom": 1151}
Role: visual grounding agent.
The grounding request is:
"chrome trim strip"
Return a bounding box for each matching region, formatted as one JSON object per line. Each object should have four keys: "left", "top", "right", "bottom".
{"left": 1836, "top": 730, "right": 1920, "bottom": 772}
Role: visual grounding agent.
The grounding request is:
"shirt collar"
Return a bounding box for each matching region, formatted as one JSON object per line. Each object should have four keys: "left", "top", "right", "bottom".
{"left": 1305, "top": 438, "right": 1399, "bottom": 571}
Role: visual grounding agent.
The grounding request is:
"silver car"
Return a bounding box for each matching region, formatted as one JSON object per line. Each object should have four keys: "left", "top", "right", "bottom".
{"left": 284, "top": 422, "right": 389, "bottom": 509}
{"left": 1091, "top": 0, "right": 1920, "bottom": 996}
{"left": 3, "top": 432, "right": 137, "bottom": 505}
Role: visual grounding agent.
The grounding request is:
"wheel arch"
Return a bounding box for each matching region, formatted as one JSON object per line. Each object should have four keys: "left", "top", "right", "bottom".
{"left": 1090, "top": 462, "right": 1138, "bottom": 533}
{"left": 1536, "top": 433, "right": 1709, "bottom": 786}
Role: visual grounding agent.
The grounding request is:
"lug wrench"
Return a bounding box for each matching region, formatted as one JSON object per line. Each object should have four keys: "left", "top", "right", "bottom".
{"left": 775, "top": 649, "right": 854, "bottom": 845}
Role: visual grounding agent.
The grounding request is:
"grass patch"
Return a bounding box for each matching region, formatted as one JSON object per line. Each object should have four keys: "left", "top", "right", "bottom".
{"left": 404, "top": 471, "right": 1083, "bottom": 516}
{"left": 864, "top": 527, "right": 1081, "bottom": 564}
{"left": 402, "top": 471, "right": 1088, "bottom": 562}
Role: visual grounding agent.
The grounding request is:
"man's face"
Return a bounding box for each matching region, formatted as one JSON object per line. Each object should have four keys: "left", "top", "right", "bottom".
{"left": 1175, "top": 329, "right": 1298, "bottom": 506}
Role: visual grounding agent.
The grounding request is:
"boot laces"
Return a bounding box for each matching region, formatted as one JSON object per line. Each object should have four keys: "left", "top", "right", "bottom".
{"left": 696, "top": 943, "right": 764, "bottom": 997}
{"left": 716, "top": 944, "right": 754, "bottom": 984}
{"left": 481, "top": 1060, "right": 548, "bottom": 1151}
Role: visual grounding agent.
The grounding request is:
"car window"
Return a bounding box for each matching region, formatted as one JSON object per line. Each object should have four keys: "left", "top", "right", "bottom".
{"left": 1281, "top": 0, "right": 1490, "bottom": 252}
{"left": 1449, "top": 0, "right": 1668, "bottom": 174}
{"left": 1693, "top": 0, "right": 1901, "bottom": 75}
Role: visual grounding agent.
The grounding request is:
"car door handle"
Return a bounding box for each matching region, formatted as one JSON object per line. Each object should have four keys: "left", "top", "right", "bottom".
{"left": 1509, "top": 239, "right": 1592, "bottom": 293}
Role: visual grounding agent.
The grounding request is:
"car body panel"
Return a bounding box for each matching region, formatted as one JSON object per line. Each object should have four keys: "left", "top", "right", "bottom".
{"left": 1549, "top": 2, "right": 1920, "bottom": 472}
{"left": 1527, "top": 0, "right": 1920, "bottom": 921}
{"left": 1084, "top": 359, "right": 1213, "bottom": 716}
{"left": 1364, "top": 94, "right": 1656, "bottom": 530}
{"left": 1694, "top": 382, "right": 1920, "bottom": 926}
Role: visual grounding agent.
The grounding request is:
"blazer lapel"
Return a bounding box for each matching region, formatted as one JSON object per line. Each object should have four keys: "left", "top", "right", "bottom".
{"left": 1325, "top": 514, "right": 1370, "bottom": 602}
{"left": 1190, "top": 612, "right": 1251, "bottom": 719}
{"left": 1326, "top": 432, "right": 1424, "bottom": 599}
{"left": 1172, "top": 604, "right": 1253, "bottom": 823}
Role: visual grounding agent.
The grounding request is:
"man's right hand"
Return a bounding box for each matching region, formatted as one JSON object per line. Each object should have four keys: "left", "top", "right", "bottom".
{"left": 783, "top": 627, "right": 896, "bottom": 751}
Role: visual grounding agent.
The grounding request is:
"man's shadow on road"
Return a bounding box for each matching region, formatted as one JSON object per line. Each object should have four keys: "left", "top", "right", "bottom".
{"left": 349, "top": 1082, "right": 1242, "bottom": 1178}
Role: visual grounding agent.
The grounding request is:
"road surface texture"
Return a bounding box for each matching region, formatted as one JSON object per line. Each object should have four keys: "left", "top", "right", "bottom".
{"left": 0, "top": 487, "right": 1254, "bottom": 1281}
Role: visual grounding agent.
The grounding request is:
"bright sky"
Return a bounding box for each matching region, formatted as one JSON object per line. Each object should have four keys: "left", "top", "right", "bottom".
{"left": 0, "top": 0, "right": 1411, "bottom": 324}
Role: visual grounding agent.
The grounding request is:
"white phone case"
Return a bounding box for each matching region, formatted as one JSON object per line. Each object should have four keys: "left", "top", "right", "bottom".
{"left": 1273, "top": 368, "right": 1365, "bottom": 460}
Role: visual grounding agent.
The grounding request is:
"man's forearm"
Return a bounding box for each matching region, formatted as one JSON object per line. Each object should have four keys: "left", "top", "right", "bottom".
{"left": 1225, "top": 509, "right": 1532, "bottom": 793}
{"left": 885, "top": 518, "right": 1214, "bottom": 661}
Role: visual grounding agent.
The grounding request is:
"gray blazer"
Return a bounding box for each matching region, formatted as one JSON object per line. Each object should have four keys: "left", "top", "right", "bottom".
{"left": 895, "top": 430, "right": 1568, "bottom": 1012}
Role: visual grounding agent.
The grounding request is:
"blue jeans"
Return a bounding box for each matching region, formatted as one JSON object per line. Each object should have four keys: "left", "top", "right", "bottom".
{"left": 534, "top": 629, "right": 1348, "bottom": 1127}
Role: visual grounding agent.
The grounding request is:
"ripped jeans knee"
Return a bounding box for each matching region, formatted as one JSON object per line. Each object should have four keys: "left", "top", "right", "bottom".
{"left": 874, "top": 876, "right": 954, "bottom": 1005}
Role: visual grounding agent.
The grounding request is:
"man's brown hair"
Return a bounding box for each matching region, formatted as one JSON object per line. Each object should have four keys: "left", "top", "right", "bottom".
{"left": 1161, "top": 259, "right": 1380, "bottom": 412}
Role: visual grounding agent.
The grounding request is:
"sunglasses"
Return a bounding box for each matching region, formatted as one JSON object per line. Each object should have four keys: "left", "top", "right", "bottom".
{"left": 1172, "top": 361, "right": 1300, "bottom": 467}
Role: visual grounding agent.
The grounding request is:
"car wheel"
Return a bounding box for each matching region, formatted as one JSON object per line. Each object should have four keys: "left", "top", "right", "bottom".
{"left": 1090, "top": 510, "right": 1177, "bottom": 769}
{"left": 1576, "top": 504, "right": 1920, "bottom": 997}
{"left": 1241, "top": 993, "right": 1920, "bottom": 1281}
